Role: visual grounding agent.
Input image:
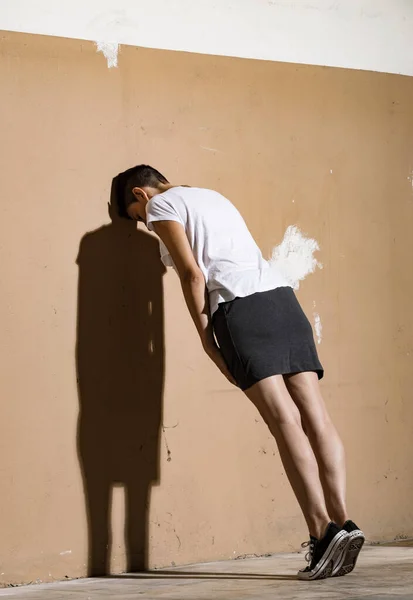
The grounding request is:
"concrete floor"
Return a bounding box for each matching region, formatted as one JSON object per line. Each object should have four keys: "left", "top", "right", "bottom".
{"left": 0, "top": 545, "right": 412, "bottom": 599}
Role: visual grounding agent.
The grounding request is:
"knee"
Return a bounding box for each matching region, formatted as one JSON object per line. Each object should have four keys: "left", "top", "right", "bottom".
{"left": 300, "top": 408, "right": 331, "bottom": 433}
{"left": 303, "top": 414, "right": 342, "bottom": 445}
{"left": 270, "top": 406, "right": 303, "bottom": 429}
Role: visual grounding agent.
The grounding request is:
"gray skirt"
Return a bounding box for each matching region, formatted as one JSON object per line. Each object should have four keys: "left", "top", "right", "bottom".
{"left": 213, "top": 286, "right": 323, "bottom": 391}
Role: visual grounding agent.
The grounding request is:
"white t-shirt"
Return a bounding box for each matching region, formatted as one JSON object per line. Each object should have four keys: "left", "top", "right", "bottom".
{"left": 146, "top": 186, "right": 289, "bottom": 315}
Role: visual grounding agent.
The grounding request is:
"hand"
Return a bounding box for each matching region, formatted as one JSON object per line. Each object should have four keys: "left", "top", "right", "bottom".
{"left": 204, "top": 344, "right": 237, "bottom": 386}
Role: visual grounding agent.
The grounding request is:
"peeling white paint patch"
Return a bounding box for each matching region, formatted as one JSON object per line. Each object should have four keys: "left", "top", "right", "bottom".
{"left": 59, "top": 550, "right": 72, "bottom": 556}
{"left": 313, "top": 313, "right": 322, "bottom": 345}
{"left": 408, "top": 170, "right": 413, "bottom": 191}
{"left": 200, "top": 146, "right": 222, "bottom": 153}
{"left": 95, "top": 42, "right": 119, "bottom": 68}
{"left": 269, "top": 225, "right": 323, "bottom": 289}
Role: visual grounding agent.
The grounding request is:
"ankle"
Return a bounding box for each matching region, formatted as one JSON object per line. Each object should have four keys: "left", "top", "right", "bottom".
{"left": 309, "top": 517, "right": 331, "bottom": 540}
{"left": 331, "top": 512, "right": 349, "bottom": 529}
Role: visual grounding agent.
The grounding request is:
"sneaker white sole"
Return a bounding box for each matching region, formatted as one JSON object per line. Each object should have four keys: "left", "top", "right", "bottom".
{"left": 332, "top": 530, "right": 365, "bottom": 577}
{"left": 298, "top": 530, "right": 349, "bottom": 581}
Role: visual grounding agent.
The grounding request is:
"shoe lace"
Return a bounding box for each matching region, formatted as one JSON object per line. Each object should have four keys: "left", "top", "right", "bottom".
{"left": 301, "top": 538, "right": 315, "bottom": 564}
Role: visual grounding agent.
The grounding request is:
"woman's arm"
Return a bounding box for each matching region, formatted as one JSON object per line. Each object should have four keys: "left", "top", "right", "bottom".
{"left": 151, "top": 220, "right": 236, "bottom": 385}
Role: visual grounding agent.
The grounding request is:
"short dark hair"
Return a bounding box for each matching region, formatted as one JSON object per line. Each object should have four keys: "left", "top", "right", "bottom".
{"left": 115, "top": 164, "right": 169, "bottom": 218}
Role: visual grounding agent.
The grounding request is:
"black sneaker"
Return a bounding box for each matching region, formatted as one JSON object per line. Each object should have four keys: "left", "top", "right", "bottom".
{"left": 298, "top": 522, "right": 349, "bottom": 580}
{"left": 332, "top": 520, "right": 365, "bottom": 577}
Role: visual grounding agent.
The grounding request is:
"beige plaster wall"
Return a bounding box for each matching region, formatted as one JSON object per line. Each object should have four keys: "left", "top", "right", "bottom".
{"left": 0, "top": 31, "right": 412, "bottom": 585}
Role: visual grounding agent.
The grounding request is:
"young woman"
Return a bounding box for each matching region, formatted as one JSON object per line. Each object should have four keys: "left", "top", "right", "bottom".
{"left": 119, "top": 164, "right": 364, "bottom": 580}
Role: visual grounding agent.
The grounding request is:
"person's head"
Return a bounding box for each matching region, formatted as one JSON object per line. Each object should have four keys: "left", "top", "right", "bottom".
{"left": 117, "top": 164, "right": 170, "bottom": 222}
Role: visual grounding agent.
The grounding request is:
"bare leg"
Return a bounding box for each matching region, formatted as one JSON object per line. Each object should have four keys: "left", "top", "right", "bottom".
{"left": 285, "top": 372, "right": 348, "bottom": 527}
{"left": 245, "top": 375, "right": 330, "bottom": 539}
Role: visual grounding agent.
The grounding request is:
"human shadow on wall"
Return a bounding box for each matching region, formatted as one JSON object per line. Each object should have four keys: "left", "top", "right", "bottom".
{"left": 76, "top": 177, "right": 165, "bottom": 576}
